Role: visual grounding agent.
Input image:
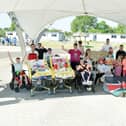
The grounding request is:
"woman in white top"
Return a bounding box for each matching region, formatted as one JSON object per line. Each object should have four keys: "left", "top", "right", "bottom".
{"left": 95, "top": 59, "right": 106, "bottom": 85}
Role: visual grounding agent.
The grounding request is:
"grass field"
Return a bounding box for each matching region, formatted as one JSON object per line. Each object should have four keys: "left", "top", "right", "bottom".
{"left": 41, "top": 40, "right": 126, "bottom": 51}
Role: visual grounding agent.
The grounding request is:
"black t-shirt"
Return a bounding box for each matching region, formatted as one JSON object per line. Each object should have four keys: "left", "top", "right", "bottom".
{"left": 116, "top": 50, "right": 125, "bottom": 59}
{"left": 35, "top": 48, "right": 47, "bottom": 59}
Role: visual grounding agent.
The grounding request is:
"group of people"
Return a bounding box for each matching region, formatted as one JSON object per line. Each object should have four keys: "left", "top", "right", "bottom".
{"left": 8, "top": 39, "right": 126, "bottom": 92}
{"left": 8, "top": 43, "right": 52, "bottom": 92}
{"left": 1, "top": 37, "right": 17, "bottom": 46}
{"left": 62, "top": 38, "right": 126, "bottom": 86}
{"left": 99, "top": 39, "right": 126, "bottom": 77}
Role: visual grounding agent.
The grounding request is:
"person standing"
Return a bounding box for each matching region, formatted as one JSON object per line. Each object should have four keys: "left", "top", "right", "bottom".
{"left": 44, "top": 48, "right": 53, "bottom": 68}
{"left": 62, "top": 43, "right": 81, "bottom": 70}
{"left": 116, "top": 44, "right": 125, "bottom": 60}
{"left": 27, "top": 44, "right": 38, "bottom": 61}
{"left": 78, "top": 40, "right": 84, "bottom": 60}
{"left": 101, "top": 38, "right": 112, "bottom": 52}
{"left": 78, "top": 41, "right": 84, "bottom": 55}
{"left": 35, "top": 43, "right": 47, "bottom": 59}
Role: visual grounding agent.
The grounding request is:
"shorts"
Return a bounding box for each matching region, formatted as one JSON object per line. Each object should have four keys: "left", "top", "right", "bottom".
{"left": 70, "top": 61, "right": 80, "bottom": 70}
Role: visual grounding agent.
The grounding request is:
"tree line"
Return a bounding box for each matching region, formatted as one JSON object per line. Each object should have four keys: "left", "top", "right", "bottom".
{"left": 71, "top": 15, "right": 126, "bottom": 34}
{"left": 0, "top": 22, "right": 16, "bottom": 37}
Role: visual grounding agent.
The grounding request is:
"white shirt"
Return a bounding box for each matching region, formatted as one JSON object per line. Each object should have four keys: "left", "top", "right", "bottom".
{"left": 97, "top": 64, "right": 106, "bottom": 73}
{"left": 102, "top": 45, "right": 111, "bottom": 52}
{"left": 14, "top": 63, "right": 23, "bottom": 72}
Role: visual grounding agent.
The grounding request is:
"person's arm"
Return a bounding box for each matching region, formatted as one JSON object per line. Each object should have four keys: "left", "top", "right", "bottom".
{"left": 43, "top": 52, "right": 47, "bottom": 60}
{"left": 81, "top": 46, "right": 84, "bottom": 55}
{"left": 61, "top": 45, "right": 68, "bottom": 52}
{"left": 8, "top": 51, "right": 14, "bottom": 64}
{"left": 43, "top": 48, "right": 48, "bottom": 53}
{"left": 115, "top": 51, "right": 119, "bottom": 59}
{"left": 22, "top": 52, "right": 27, "bottom": 63}
{"left": 35, "top": 48, "right": 38, "bottom": 51}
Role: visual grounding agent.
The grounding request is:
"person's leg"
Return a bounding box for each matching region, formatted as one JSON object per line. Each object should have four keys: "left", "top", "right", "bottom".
{"left": 75, "top": 71, "right": 83, "bottom": 90}
{"left": 95, "top": 73, "right": 100, "bottom": 85}
{"left": 90, "top": 73, "right": 94, "bottom": 81}
{"left": 94, "top": 73, "right": 104, "bottom": 85}
{"left": 70, "top": 62, "right": 76, "bottom": 70}
{"left": 19, "top": 75, "right": 23, "bottom": 88}
{"left": 70, "top": 62, "right": 80, "bottom": 71}
{"left": 24, "top": 75, "right": 28, "bottom": 84}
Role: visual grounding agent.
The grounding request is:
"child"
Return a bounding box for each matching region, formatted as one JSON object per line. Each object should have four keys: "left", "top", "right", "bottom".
{"left": 95, "top": 58, "right": 106, "bottom": 85}
{"left": 8, "top": 52, "right": 29, "bottom": 91}
{"left": 113, "top": 56, "right": 122, "bottom": 76}
{"left": 122, "top": 54, "right": 126, "bottom": 76}
{"left": 75, "top": 61, "right": 93, "bottom": 91}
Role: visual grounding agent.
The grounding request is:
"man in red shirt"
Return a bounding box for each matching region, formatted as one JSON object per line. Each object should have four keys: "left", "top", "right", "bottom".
{"left": 27, "top": 44, "right": 38, "bottom": 60}
{"left": 62, "top": 43, "right": 81, "bottom": 70}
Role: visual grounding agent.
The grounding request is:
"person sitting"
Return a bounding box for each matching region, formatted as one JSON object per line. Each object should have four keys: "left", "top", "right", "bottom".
{"left": 95, "top": 58, "right": 106, "bottom": 85}
{"left": 8, "top": 52, "right": 30, "bottom": 92}
{"left": 75, "top": 60, "right": 94, "bottom": 92}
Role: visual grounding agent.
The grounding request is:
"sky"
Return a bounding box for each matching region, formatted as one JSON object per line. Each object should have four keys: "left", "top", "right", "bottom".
{"left": 0, "top": 13, "right": 118, "bottom": 31}
{"left": 0, "top": 13, "right": 11, "bottom": 28}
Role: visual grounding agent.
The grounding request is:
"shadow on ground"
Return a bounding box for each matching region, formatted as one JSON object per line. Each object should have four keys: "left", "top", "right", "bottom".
{"left": 0, "top": 82, "right": 110, "bottom": 107}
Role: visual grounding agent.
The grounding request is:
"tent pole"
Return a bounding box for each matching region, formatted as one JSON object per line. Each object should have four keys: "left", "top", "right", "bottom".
{"left": 8, "top": 12, "right": 26, "bottom": 57}
{"left": 16, "top": 27, "right": 26, "bottom": 57}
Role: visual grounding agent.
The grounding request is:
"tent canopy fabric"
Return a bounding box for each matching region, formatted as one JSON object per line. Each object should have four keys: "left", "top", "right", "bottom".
{"left": 0, "top": 0, "right": 126, "bottom": 38}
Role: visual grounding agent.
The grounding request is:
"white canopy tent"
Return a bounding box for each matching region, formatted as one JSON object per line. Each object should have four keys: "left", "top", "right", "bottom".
{"left": 0, "top": 0, "right": 126, "bottom": 39}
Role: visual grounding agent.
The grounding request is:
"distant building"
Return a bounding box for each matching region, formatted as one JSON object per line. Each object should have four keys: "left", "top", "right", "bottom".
{"left": 6, "top": 31, "right": 17, "bottom": 39}
{"left": 40, "top": 31, "right": 65, "bottom": 41}
{"left": 73, "top": 33, "right": 126, "bottom": 43}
